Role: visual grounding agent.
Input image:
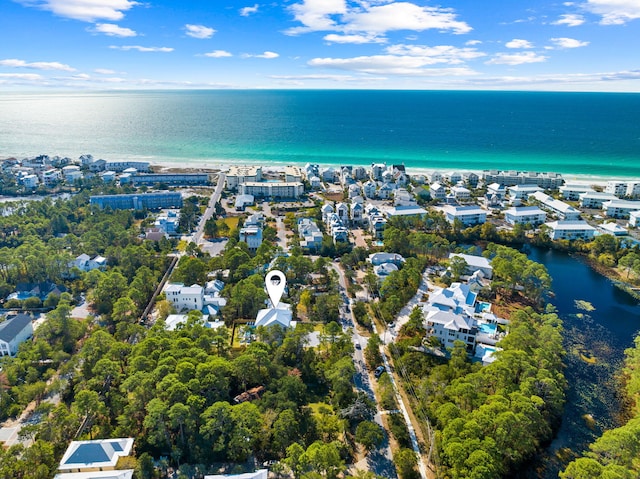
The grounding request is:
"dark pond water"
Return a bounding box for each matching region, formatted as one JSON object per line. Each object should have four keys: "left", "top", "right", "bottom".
{"left": 520, "top": 247, "right": 640, "bottom": 478}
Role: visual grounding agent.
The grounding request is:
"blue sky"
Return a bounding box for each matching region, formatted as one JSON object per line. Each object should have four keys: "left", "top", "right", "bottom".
{"left": 1, "top": 0, "right": 639, "bottom": 90}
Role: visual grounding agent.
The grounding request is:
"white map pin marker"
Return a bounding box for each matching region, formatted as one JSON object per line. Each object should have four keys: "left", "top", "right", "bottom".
{"left": 265, "top": 270, "right": 286, "bottom": 309}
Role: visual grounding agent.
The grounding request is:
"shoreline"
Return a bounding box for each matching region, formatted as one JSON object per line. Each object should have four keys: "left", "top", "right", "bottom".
{"left": 152, "top": 159, "right": 621, "bottom": 187}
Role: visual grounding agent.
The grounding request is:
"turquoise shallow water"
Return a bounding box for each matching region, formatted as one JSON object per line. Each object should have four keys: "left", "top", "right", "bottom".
{"left": 1, "top": 90, "right": 639, "bottom": 177}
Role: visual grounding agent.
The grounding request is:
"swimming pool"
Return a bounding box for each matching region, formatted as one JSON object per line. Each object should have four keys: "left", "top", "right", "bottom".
{"left": 479, "top": 323, "right": 497, "bottom": 335}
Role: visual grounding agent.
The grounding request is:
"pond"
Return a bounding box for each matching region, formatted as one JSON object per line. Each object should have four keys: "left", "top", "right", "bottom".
{"left": 523, "top": 247, "right": 640, "bottom": 478}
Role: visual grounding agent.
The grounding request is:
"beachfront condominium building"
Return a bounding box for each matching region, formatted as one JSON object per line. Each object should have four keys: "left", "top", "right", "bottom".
{"left": 482, "top": 170, "right": 564, "bottom": 189}
{"left": 504, "top": 206, "right": 547, "bottom": 226}
{"left": 104, "top": 161, "right": 150, "bottom": 172}
{"left": 544, "top": 220, "right": 597, "bottom": 241}
{"left": 442, "top": 205, "right": 487, "bottom": 226}
{"left": 605, "top": 181, "right": 628, "bottom": 198}
{"left": 602, "top": 199, "right": 640, "bottom": 219}
{"left": 579, "top": 191, "right": 618, "bottom": 209}
{"left": 226, "top": 166, "right": 263, "bottom": 190}
{"left": 284, "top": 166, "right": 303, "bottom": 183}
{"left": 629, "top": 211, "right": 640, "bottom": 228}
{"left": 627, "top": 182, "right": 640, "bottom": 199}
{"left": 239, "top": 181, "right": 304, "bottom": 199}
{"left": 528, "top": 191, "right": 580, "bottom": 220}
{"left": 131, "top": 173, "right": 210, "bottom": 186}
{"left": 90, "top": 192, "right": 183, "bottom": 210}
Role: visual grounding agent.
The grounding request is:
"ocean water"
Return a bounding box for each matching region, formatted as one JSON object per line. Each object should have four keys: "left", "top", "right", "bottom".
{"left": 1, "top": 90, "right": 639, "bottom": 177}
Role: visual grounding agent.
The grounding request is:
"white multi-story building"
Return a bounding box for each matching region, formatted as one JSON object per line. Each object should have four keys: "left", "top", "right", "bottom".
{"left": 42, "top": 168, "right": 61, "bottom": 187}
{"left": 284, "top": 166, "right": 303, "bottom": 183}
{"left": 579, "top": 191, "right": 618, "bottom": 209}
{"left": 350, "top": 201, "right": 364, "bottom": 223}
{"left": 430, "top": 182, "right": 446, "bottom": 201}
{"left": 104, "top": 161, "right": 150, "bottom": 172}
{"left": 508, "top": 185, "right": 542, "bottom": 201}
{"left": 239, "top": 182, "right": 304, "bottom": 199}
{"left": 443, "top": 205, "right": 487, "bottom": 226}
{"left": 298, "top": 218, "right": 323, "bottom": 251}
{"left": 451, "top": 185, "right": 471, "bottom": 201}
{"left": 627, "top": 182, "right": 640, "bottom": 199}
{"left": 504, "top": 206, "right": 547, "bottom": 226}
{"left": 226, "top": 166, "right": 263, "bottom": 190}
{"left": 560, "top": 183, "right": 594, "bottom": 201}
{"left": 0, "top": 314, "right": 33, "bottom": 357}
{"left": 528, "top": 191, "right": 580, "bottom": 220}
{"left": 602, "top": 199, "right": 640, "bottom": 219}
{"left": 629, "top": 210, "right": 640, "bottom": 228}
{"left": 22, "top": 174, "right": 39, "bottom": 188}
{"left": 544, "top": 221, "right": 596, "bottom": 241}
{"left": 371, "top": 163, "right": 386, "bottom": 181}
{"left": 368, "top": 252, "right": 405, "bottom": 267}
{"left": 605, "top": 181, "right": 628, "bottom": 197}
{"left": 165, "top": 283, "right": 204, "bottom": 311}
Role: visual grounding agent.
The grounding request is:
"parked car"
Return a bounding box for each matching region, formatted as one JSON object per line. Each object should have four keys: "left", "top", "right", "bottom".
{"left": 374, "top": 366, "right": 385, "bottom": 378}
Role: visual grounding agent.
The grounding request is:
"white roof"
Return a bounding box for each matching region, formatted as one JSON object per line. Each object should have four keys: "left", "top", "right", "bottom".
{"left": 165, "top": 314, "right": 189, "bottom": 331}
{"left": 504, "top": 206, "right": 546, "bottom": 216}
{"left": 384, "top": 205, "right": 428, "bottom": 217}
{"left": 599, "top": 222, "right": 627, "bottom": 234}
{"left": 374, "top": 263, "right": 399, "bottom": 276}
{"left": 255, "top": 304, "right": 292, "bottom": 328}
{"left": 205, "top": 470, "right": 268, "bottom": 479}
{"left": 444, "top": 205, "right": 486, "bottom": 215}
{"left": 54, "top": 471, "right": 134, "bottom": 479}
{"left": 59, "top": 438, "right": 134, "bottom": 472}
{"left": 545, "top": 220, "right": 596, "bottom": 231}
{"left": 449, "top": 253, "right": 492, "bottom": 270}
{"left": 604, "top": 199, "right": 640, "bottom": 208}
{"left": 425, "top": 310, "right": 473, "bottom": 331}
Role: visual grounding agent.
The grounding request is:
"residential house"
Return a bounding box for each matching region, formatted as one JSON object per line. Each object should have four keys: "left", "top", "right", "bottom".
{"left": 70, "top": 254, "right": 108, "bottom": 272}
{"left": 21, "top": 174, "right": 39, "bottom": 188}
{"left": 629, "top": 210, "right": 640, "bottom": 228}
{"left": 335, "top": 202, "right": 349, "bottom": 225}
{"left": 254, "top": 303, "right": 293, "bottom": 329}
{"left": 429, "top": 171, "right": 443, "bottom": 183}
{"left": 298, "top": 218, "right": 323, "bottom": 252}
{"left": 154, "top": 210, "right": 180, "bottom": 235}
{"left": 504, "top": 206, "right": 546, "bottom": 226}
{"left": 362, "top": 180, "right": 377, "bottom": 199}
{"left": 368, "top": 252, "right": 405, "bottom": 266}
{"left": 374, "top": 262, "right": 399, "bottom": 279}
{"left": 348, "top": 184, "right": 361, "bottom": 198}
{"left": 448, "top": 253, "right": 493, "bottom": 279}
{"left": 545, "top": 220, "right": 597, "bottom": 241}
{"left": 451, "top": 185, "right": 471, "bottom": 201}
{"left": 350, "top": 201, "right": 364, "bottom": 224}
{"left": 239, "top": 225, "right": 263, "bottom": 251}
{"left": 370, "top": 163, "right": 386, "bottom": 181}
{"left": 429, "top": 182, "right": 446, "bottom": 201}
{"left": 424, "top": 310, "right": 476, "bottom": 351}
{"left": 165, "top": 283, "right": 204, "bottom": 311}
{"left": 58, "top": 438, "right": 134, "bottom": 473}
{"left": 352, "top": 166, "right": 367, "bottom": 180}
{"left": 235, "top": 194, "right": 255, "bottom": 211}
{"left": 486, "top": 183, "right": 507, "bottom": 199}
{"left": 0, "top": 314, "right": 33, "bottom": 357}
{"left": 446, "top": 172, "right": 462, "bottom": 184}
{"left": 8, "top": 282, "right": 67, "bottom": 301}
{"left": 464, "top": 172, "right": 479, "bottom": 188}
{"left": 393, "top": 188, "right": 416, "bottom": 206}
{"left": 42, "top": 169, "right": 61, "bottom": 187}
{"left": 377, "top": 183, "right": 393, "bottom": 199}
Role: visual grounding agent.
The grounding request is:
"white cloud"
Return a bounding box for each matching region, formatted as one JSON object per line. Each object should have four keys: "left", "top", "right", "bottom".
{"left": 470, "top": 69, "right": 640, "bottom": 86}
{"left": 552, "top": 13, "right": 585, "bottom": 26}
{"left": 308, "top": 55, "right": 478, "bottom": 76}
{"left": 270, "top": 74, "right": 387, "bottom": 83}
{"left": 550, "top": 37, "right": 589, "bottom": 48}
{"left": 94, "top": 68, "right": 116, "bottom": 74}
{"left": 109, "top": 45, "right": 174, "bottom": 52}
{"left": 505, "top": 39, "right": 534, "bottom": 49}
{"left": 243, "top": 51, "right": 279, "bottom": 59}
{"left": 204, "top": 50, "right": 233, "bottom": 58}
{"left": 486, "top": 52, "right": 547, "bottom": 65}
{"left": 0, "top": 58, "right": 76, "bottom": 71}
{"left": 93, "top": 23, "right": 137, "bottom": 37}
{"left": 287, "top": 1, "right": 471, "bottom": 35}
{"left": 185, "top": 24, "right": 216, "bottom": 39}
{"left": 385, "top": 44, "right": 486, "bottom": 63}
{"left": 0, "top": 73, "right": 44, "bottom": 80}
{"left": 240, "top": 4, "right": 259, "bottom": 16}
{"left": 16, "top": 0, "right": 138, "bottom": 22}
{"left": 324, "top": 33, "right": 386, "bottom": 44}
{"left": 584, "top": 0, "right": 640, "bottom": 25}
{"left": 466, "top": 40, "right": 482, "bottom": 46}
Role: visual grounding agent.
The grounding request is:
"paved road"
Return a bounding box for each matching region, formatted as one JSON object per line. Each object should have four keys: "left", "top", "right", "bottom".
{"left": 330, "top": 263, "right": 397, "bottom": 478}
{"left": 193, "top": 172, "right": 226, "bottom": 247}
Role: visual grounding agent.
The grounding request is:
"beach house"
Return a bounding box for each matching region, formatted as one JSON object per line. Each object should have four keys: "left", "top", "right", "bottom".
{"left": 0, "top": 314, "right": 33, "bottom": 357}
{"left": 58, "top": 438, "right": 134, "bottom": 473}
